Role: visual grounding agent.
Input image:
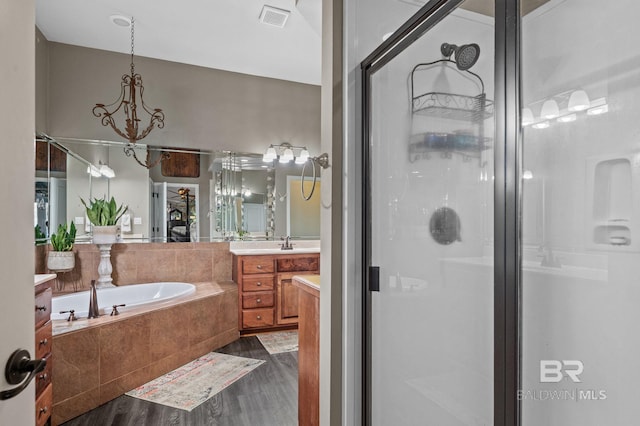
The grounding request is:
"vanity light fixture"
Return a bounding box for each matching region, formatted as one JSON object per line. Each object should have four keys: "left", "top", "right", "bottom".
{"left": 86, "top": 163, "right": 116, "bottom": 178}
{"left": 99, "top": 164, "right": 116, "bottom": 178}
{"left": 92, "top": 16, "right": 167, "bottom": 169}
{"left": 87, "top": 164, "right": 101, "bottom": 178}
{"left": 262, "top": 143, "right": 310, "bottom": 164}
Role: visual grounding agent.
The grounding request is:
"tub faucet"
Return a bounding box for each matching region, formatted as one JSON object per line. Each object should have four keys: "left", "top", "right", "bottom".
{"left": 280, "top": 236, "right": 294, "bottom": 250}
{"left": 538, "top": 245, "right": 561, "bottom": 268}
{"left": 87, "top": 280, "right": 100, "bottom": 319}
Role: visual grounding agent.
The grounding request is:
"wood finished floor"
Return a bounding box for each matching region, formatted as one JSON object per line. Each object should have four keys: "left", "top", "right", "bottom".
{"left": 62, "top": 336, "right": 298, "bottom": 426}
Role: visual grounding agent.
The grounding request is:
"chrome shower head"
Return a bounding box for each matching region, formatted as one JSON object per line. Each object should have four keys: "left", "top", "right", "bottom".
{"left": 440, "top": 42, "right": 480, "bottom": 71}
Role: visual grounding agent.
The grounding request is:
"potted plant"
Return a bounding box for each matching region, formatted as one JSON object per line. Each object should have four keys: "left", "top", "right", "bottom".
{"left": 47, "top": 222, "right": 77, "bottom": 272}
{"left": 81, "top": 196, "right": 128, "bottom": 244}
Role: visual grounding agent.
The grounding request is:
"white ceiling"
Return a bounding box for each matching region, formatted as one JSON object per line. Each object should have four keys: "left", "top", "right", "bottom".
{"left": 35, "top": 0, "right": 322, "bottom": 85}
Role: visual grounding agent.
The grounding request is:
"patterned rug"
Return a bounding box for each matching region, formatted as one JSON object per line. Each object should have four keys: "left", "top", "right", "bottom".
{"left": 256, "top": 330, "right": 299, "bottom": 354}
{"left": 125, "top": 352, "right": 264, "bottom": 411}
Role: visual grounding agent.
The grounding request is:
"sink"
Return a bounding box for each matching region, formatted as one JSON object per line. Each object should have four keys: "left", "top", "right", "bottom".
{"left": 229, "top": 247, "right": 320, "bottom": 255}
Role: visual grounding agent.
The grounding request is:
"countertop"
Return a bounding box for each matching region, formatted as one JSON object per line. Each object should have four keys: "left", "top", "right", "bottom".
{"left": 229, "top": 240, "right": 320, "bottom": 256}
{"left": 293, "top": 274, "right": 320, "bottom": 296}
{"left": 35, "top": 274, "right": 56, "bottom": 286}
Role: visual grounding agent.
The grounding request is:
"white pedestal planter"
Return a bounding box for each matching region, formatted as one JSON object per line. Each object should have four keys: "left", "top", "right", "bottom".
{"left": 92, "top": 226, "right": 119, "bottom": 288}
{"left": 96, "top": 244, "right": 115, "bottom": 288}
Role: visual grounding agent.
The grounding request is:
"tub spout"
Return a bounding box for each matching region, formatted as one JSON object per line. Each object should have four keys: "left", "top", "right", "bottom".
{"left": 88, "top": 280, "right": 100, "bottom": 319}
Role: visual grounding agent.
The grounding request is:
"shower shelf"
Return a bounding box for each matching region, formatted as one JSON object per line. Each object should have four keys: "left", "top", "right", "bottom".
{"left": 409, "top": 136, "right": 491, "bottom": 163}
{"left": 412, "top": 92, "right": 494, "bottom": 122}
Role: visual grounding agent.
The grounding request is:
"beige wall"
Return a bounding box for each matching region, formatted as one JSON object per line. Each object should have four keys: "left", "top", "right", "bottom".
{"left": 35, "top": 27, "right": 49, "bottom": 133}
{"left": 44, "top": 41, "right": 321, "bottom": 155}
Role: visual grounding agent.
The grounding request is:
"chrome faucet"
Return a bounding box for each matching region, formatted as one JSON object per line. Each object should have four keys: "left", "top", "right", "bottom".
{"left": 538, "top": 245, "right": 561, "bottom": 268}
{"left": 280, "top": 236, "right": 294, "bottom": 250}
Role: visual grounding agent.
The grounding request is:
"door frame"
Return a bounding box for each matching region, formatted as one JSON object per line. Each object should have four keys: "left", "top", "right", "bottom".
{"left": 359, "top": 0, "right": 521, "bottom": 425}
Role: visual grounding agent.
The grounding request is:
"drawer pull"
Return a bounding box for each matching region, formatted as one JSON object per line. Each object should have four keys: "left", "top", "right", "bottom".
{"left": 256, "top": 298, "right": 262, "bottom": 303}
{"left": 257, "top": 265, "right": 263, "bottom": 269}
{"left": 257, "top": 315, "right": 262, "bottom": 320}
{"left": 35, "top": 305, "right": 47, "bottom": 312}
{"left": 39, "top": 406, "right": 48, "bottom": 415}
{"left": 38, "top": 373, "right": 48, "bottom": 381}
{"left": 256, "top": 282, "right": 262, "bottom": 286}
{"left": 39, "top": 339, "right": 48, "bottom": 346}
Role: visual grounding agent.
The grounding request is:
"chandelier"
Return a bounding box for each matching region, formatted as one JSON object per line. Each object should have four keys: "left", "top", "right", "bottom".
{"left": 92, "top": 16, "right": 168, "bottom": 169}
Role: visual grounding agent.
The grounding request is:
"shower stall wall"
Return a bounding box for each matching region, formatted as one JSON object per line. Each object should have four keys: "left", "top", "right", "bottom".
{"left": 356, "top": 0, "right": 639, "bottom": 425}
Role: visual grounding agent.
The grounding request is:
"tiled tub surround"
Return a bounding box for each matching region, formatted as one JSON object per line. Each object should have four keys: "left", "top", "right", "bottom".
{"left": 35, "top": 242, "right": 233, "bottom": 294}
{"left": 51, "top": 281, "right": 239, "bottom": 425}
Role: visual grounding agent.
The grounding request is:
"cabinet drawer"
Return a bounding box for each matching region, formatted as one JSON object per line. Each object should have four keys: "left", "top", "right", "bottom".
{"left": 277, "top": 256, "right": 319, "bottom": 272}
{"left": 35, "top": 353, "right": 52, "bottom": 397}
{"left": 242, "top": 257, "right": 275, "bottom": 274}
{"left": 35, "top": 321, "right": 52, "bottom": 360}
{"left": 242, "top": 308, "right": 275, "bottom": 328}
{"left": 35, "top": 288, "right": 52, "bottom": 329}
{"left": 242, "top": 292, "right": 274, "bottom": 309}
{"left": 35, "top": 383, "right": 52, "bottom": 426}
{"left": 242, "top": 276, "right": 274, "bottom": 292}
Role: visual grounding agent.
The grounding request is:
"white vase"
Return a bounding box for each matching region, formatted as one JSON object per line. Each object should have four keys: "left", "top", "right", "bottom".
{"left": 92, "top": 225, "right": 120, "bottom": 244}
{"left": 47, "top": 251, "right": 75, "bottom": 272}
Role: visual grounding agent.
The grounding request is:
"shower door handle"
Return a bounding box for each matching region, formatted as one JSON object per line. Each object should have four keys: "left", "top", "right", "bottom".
{"left": 0, "top": 349, "right": 46, "bottom": 400}
{"left": 369, "top": 266, "right": 380, "bottom": 292}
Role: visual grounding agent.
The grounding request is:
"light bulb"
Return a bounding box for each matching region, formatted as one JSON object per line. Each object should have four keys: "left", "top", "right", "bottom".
{"left": 87, "top": 164, "right": 101, "bottom": 177}
{"left": 280, "top": 148, "right": 294, "bottom": 163}
{"left": 521, "top": 108, "right": 534, "bottom": 126}
{"left": 557, "top": 114, "right": 576, "bottom": 123}
{"left": 532, "top": 121, "right": 550, "bottom": 129}
{"left": 568, "top": 90, "right": 590, "bottom": 112}
{"left": 295, "top": 149, "right": 309, "bottom": 164}
{"left": 540, "top": 100, "right": 560, "bottom": 119}
{"left": 263, "top": 147, "right": 277, "bottom": 162}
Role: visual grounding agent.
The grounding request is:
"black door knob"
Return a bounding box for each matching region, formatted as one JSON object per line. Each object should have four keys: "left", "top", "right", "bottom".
{"left": 0, "top": 349, "right": 46, "bottom": 400}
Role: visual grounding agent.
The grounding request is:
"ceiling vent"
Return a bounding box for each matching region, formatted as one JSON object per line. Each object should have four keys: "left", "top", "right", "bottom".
{"left": 259, "top": 5, "right": 290, "bottom": 28}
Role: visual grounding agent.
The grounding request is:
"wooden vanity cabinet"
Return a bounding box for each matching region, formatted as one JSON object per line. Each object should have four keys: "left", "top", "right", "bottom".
{"left": 233, "top": 253, "right": 319, "bottom": 333}
{"left": 34, "top": 278, "right": 54, "bottom": 426}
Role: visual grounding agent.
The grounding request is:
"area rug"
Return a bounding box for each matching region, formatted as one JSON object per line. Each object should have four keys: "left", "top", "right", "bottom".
{"left": 256, "top": 330, "right": 298, "bottom": 354}
{"left": 125, "top": 352, "right": 265, "bottom": 411}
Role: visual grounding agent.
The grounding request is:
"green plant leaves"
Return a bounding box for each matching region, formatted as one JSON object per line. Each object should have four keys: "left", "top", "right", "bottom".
{"left": 80, "top": 196, "right": 129, "bottom": 226}
{"left": 50, "top": 222, "right": 76, "bottom": 251}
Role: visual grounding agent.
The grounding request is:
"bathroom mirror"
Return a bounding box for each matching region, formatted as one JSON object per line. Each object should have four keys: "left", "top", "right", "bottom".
{"left": 35, "top": 136, "right": 321, "bottom": 243}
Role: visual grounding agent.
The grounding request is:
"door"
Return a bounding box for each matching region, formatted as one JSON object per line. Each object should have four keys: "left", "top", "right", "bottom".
{"left": 152, "top": 182, "right": 167, "bottom": 241}
{"left": 0, "top": 0, "right": 38, "bottom": 423}
{"left": 277, "top": 273, "right": 301, "bottom": 325}
{"left": 362, "top": 1, "right": 495, "bottom": 424}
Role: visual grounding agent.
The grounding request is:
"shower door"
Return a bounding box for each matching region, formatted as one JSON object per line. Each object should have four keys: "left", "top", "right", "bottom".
{"left": 362, "top": 0, "right": 495, "bottom": 424}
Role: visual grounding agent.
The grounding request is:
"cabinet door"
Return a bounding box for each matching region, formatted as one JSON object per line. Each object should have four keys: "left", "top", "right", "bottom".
{"left": 276, "top": 273, "right": 301, "bottom": 325}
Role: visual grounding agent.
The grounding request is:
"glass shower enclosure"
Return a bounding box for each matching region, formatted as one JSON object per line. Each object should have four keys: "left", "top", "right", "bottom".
{"left": 360, "top": 0, "right": 636, "bottom": 424}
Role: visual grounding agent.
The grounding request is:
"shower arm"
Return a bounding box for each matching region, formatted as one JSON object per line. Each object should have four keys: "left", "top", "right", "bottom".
{"left": 410, "top": 59, "right": 485, "bottom": 100}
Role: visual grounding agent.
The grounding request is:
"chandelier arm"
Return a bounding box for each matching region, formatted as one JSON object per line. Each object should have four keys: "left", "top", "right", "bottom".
{"left": 124, "top": 145, "right": 170, "bottom": 169}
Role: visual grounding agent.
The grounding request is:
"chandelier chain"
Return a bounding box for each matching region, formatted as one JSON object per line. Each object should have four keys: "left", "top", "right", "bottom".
{"left": 130, "top": 17, "right": 135, "bottom": 76}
